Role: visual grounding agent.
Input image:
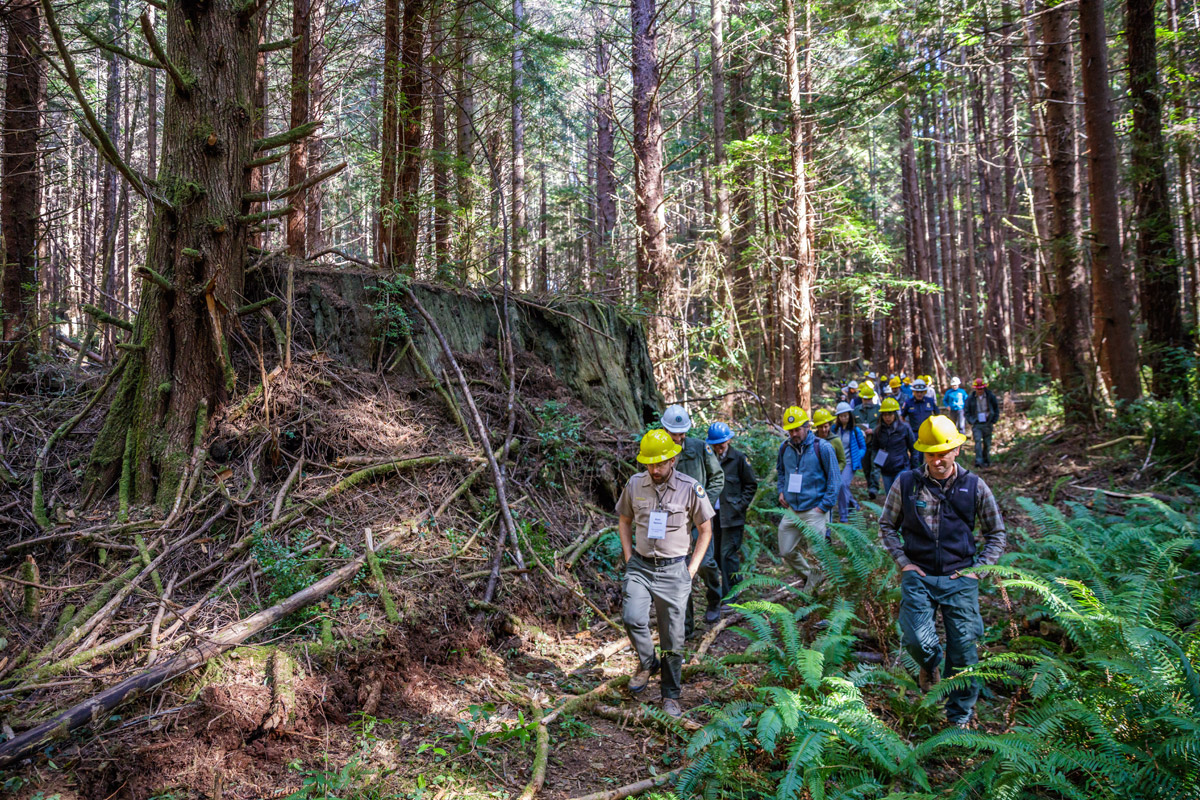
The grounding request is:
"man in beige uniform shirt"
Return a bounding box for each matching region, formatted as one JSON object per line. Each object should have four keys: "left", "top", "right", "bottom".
{"left": 616, "top": 429, "right": 715, "bottom": 717}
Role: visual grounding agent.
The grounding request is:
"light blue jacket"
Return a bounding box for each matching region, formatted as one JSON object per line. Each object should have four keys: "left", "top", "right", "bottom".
{"left": 943, "top": 387, "right": 968, "bottom": 411}
{"left": 776, "top": 431, "right": 840, "bottom": 512}
{"left": 832, "top": 423, "right": 867, "bottom": 471}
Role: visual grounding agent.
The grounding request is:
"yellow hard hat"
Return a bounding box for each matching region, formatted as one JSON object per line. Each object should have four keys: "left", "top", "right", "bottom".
{"left": 862, "top": 380, "right": 874, "bottom": 391}
{"left": 889, "top": 377, "right": 902, "bottom": 389}
{"left": 859, "top": 385, "right": 876, "bottom": 399}
{"left": 914, "top": 415, "right": 968, "bottom": 453}
{"left": 880, "top": 397, "right": 901, "bottom": 413}
{"left": 903, "top": 376, "right": 912, "bottom": 384}
{"left": 920, "top": 374, "right": 933, "bottom": 386}
{"left": 781, "top": 405, "right": 810, "bottom": 431}
{"left": 811, "top": 408, "right": 835, "bottom": 427}
{"left": 637, "top": 428, "right": 683, "bottom": 464}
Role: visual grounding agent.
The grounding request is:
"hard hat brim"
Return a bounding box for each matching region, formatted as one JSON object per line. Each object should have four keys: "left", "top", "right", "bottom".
{"left": 661, "top": 422, "right": 691, "bottom": 433}
{"left": 913, "top": 433, "right": 967, "bottom": 453}
{"left": 637, "top": 442, "right": 683, "bottom": 464}
{"left": 781, "top": 420, "right": 810, "bottom": 431}
{"left": 706, "top": 434, "right": 734, "bottom": 445}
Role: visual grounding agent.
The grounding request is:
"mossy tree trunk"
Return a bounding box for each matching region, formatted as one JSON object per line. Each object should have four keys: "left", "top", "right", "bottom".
{"left": 85, "top": 0, "right": 261, "bottom": 507}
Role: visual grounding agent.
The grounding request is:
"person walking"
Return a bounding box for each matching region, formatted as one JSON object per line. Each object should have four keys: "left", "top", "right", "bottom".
{"left": 831, "top": 402, "right": 866, "bottom": 522}
{"left": 813, "top": 408, "right": 846, "bottom": 473}
{"left": 878, "top": 415, "right": 1007, "bottom": 728}
{"left": 616, "top": 429, "right": 716, "bottom": 718}
{"left": 858, "top": 384, "right": 882, "bottom": 500}
{"left": 873, "top": 397, "right": 916, "bottom": 497}
{"left": 902, "top": 378, "right": 939, "bottom": 466}
{"left": 659, "top": 405, "right": 725, "bottom": 632}
{"left": 776, "top": 406, "right": 840, "bottom": 578}
{"left": 942, "top": 377, "right": 968, "bottom": 433}
{"left": 965, "top": 379, "right": 1000, "bottom": 467}
{"left": 705, "top": 422, "right": 758, "bottom": 612}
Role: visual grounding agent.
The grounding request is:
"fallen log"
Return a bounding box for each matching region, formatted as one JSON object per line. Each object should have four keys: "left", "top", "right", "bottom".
{"left": 567, "top": 767, "right": 683, "bottom": 800}
{"left": 0, "top": 521, "right": 414, "bottom": 768}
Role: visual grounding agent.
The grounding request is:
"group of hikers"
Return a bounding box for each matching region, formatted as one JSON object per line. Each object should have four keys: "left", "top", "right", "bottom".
{"left": 614, "top": 371, "right": 1007, "bottom": 728}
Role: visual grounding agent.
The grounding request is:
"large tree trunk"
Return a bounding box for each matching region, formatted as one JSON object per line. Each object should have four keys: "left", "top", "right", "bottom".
{"left": 710, "top": 0, "right": 731, "bottom": 267}
{"left": 510, "top": 0, "right": 527, "bottom": 291}
{"left": 99, "top": 0, "right": 123, "bottom": 359}
{"left": 1166, "top": 0, "right": 1199, "bottom": 324}
{"left": 378, "top": 0, "right": 400, "bottom": 267}
{"left": 631, "top": 0, "right": 679, "bottom": 396}
{"left": 454, "top": 5, "right": 475, "bottom": 281}
{"left": 391, "top": 0, "right": 427, "bottom": 274}
{"left": 1078, "top": 0, "right": 1141, "bottom": 401}
{"left": 594, "top": 17, "right": 617, "bottom": 291}
{"left": 85, "top": 0, "right": 262, "bottom": 505}
{"left": 899, "top": 101, "right": 946, "bottom": 382}
{"left": 431, "top": 9, "right": 450, "bottom": 275}
{"left": 306, "top": 0, "right": 327, "bottom": 253}
{"left": 782, "top": 0, "right": 814, "bottom": 408}
{"left": 1128, "top": 0, "right": 1188, "bottom": 394}
{"left": 1001, "top": 1, "right": 1025, "bottom": 365}
{"left": 1043, "top": 0, "right": 1096, "bottom": 424}
{"left": 0, "top": 0, "right": 44, "bottom": 378}
{"left": 287, "top": 0, "right": 310, "bottom": 257}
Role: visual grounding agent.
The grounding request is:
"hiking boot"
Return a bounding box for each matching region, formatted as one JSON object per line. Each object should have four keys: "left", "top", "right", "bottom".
{"left": 704, "top": 609, "right": 721, "bottom": 624}
{"left": 662, "top": 698, "right": 682, "bottom": 718}
{"left": 868, "top": 491, "right": 877, "bottom": 500}
{"left": 918, "top": 664, "right": 941, "bottom": 693}
{"left": 719, "top": 604, "right": 734, "bottom": 614}
{"left": 629, "top": 667, "right": 653, "bottom": 694}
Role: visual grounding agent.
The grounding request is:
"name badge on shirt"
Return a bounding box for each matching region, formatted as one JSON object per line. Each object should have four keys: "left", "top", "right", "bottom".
{"left": 873, "top": 449, "right": 888, "bottom": 467}
{"left": 787, "top": 472, "right": 804, "bottom": 493}
{"left": 977, "top": 412, "right": 988, "bottom": 423}
{"left": 647, "top": 510, "right": 668, "bottom": 539}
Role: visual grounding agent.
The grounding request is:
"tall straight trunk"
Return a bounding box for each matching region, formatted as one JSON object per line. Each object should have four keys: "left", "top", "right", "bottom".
{"left": 306, "top": 0, "right": 326, "bottom": 253}
{"left": 247, "top": 13, "right": 265, "bottom": 250}
{"left": 510, "top": 0, "right": 527, "bottom": 291}
{"left": 0, "top": 0, "right": 43, "bottom": 376}
{"left": 937, "top": 95, "right": 961, "bottom": 370}
{"left": 454, "top": 6, "right": 474, "bottom": 280}
{"left": 1128, "top": 0, "right": 1188, "bottom": 394}
{"left": 969, "top": 64, "right": 998, "bottom": 364}
{"left": 390, "top": 0, "right": 427, "bottom": 274}
{"left": 710, "top": 0, "right": 731, "bottom": 267}
{"left": 631, "top": 0, "right": 679, "bottom": 395}
{"left": 783, "top": 0, "right": 814, "bottom": 407}
{"left": 1043, "top": 0, "right": 1096, "bottom": 423}
{"left": 431, "top": 10, "right": 450, "bottom": 273}
{"left": 99, "top": 0, "right": 123, "bottom": 358}
{"left": 288, "top": 0, "right": 310, "bottom": 257}
{"left": 1167, "top": 0, "right": 1199, "bottom": 324}
{"left": 537, "top": 163, "right": 548, "bottom": 291}
{"left": 899, "top": 102, "right": 945, "bottom": 380}
{"left": 86, "top": 0, "right": 262, "bottom": 505}
{"left": 1024, "top": 0, "right": 1056, "bottom": 377}
{"left": 594, "top": 19, "right": 617, "bottom": 289}
{"left": 959, "top": 81, "right": 984, "bottom": 377}
{"left": 1078, "top": 0, "right": 1141, "bottom": 400}
{"left": 1001, "top": 1, "right": 1025, "bottom": 363}
{"left": 728, "top": 0, "right": 754, "bottom": 328}
{"left": 378, "top": 0, "right": 400, "bottom": 267}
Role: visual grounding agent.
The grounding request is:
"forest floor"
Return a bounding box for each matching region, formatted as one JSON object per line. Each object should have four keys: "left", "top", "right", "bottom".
{"left": 0, "top": 348, "right": 1190, "bottom": 800}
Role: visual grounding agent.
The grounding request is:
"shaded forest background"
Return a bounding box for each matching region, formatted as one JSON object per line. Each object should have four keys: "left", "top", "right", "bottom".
{"left": 1, "top": 0, "right": 1198, "bottom": 441}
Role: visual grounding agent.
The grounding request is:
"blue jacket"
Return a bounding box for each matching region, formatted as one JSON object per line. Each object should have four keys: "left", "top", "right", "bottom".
{"left": 776, "top": 431, "right": 840, "bottom": 513}
{"left": 832, "top": 423, "right": 867, "bottom": 471}
{"left": 874, "top": 419, "right": 916, "bottom": 476}
{"left": 942, "top": 387, "right": 968, "bottom": 411}
{"left": 899, "top": 385, "right": 914, "bottom": 403}
{"left": 902, "top": 396, "right": 939, "bottom": 433}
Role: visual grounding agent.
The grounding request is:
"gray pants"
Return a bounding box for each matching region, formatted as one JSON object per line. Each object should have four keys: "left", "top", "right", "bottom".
{"left": 777, "top": 509, "right": 827, "bottom": 584}
{"left": 622, "top": 555, "right": 690, "bottom": 698}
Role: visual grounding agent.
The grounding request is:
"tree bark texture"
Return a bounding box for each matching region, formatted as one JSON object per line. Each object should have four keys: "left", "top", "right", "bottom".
{"left": 1078, "top": 0, "right": 1141, "bottom": 400}
{"left": 390, "top": 0, "right": 427, "bottom": 274}
{"left": 85, "top": 0, "right": 261, "bottom": 505}
{"left": 594, "top": 21, "right": 617, "bottom": 290}
{"left": 631, "top": 0, "right": 680, "bottom": 396}
{"left": 1, "top": 0, "right": 44, "bottom": 377}
{"left": 1043, "top": 0, "right": 1095, "bottom": 423}
{"left": 288, "top": 0, "right": 310, "bottom": 257}
{"left": 1127, "top": 0, "right": 1188, "bottom": 394}
{"left": 511, "top": 0, "right": 527, "bottom": 292}
{"left": 377, "top": 0, "right": 400, "bottom": 267}
{"left": 782, "top": 0, "right": 814, "bottom": 408}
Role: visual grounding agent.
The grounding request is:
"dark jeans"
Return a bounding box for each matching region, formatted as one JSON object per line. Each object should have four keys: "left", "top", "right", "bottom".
{"left": 899, "top": 571, "right": 985, "bottom": 724}
{"left": 712, "top": 517, "right": 744, "bottom": 601}
{"left": 863, "top": 441, "right": 882, "bottom": 496}
{"left": 972, "top": 422, "right": 994, "bottom": 465}
{"left": 684, "top": 526, "right": 721, "bottom": 638}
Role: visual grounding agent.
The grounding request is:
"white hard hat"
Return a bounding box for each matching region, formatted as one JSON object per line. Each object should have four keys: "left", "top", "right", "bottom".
{"left": 660, "top": 404, "right": 692, "bottom": 433}
{"left": 868, "top": 372, "right": 877, "bottom": 379}
{"left": 835, "top": 402, "right": 853, "bottom": 416}
{"left": 912, "top": 379, "right": 928, "bottom": 391}
{"left": 950, "top": 376, "right": 961, "bottom": 387}
{"left": 848, "top": 380, "right": 859, "bottom": 389}
{"left": 882, "top": 385, "right": 892, "bottom": 395}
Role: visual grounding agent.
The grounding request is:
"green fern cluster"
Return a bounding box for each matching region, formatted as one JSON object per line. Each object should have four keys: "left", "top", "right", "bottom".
{"left": 678, "top": 597, "right": 929, "bottom": 799}
{"left": 915, "top": 493, "right": 1200, "bottom": 799}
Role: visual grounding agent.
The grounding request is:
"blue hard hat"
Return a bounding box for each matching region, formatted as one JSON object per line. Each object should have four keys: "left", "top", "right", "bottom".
{"left": 705, "top": 421, "right": 734, "bottom": 445}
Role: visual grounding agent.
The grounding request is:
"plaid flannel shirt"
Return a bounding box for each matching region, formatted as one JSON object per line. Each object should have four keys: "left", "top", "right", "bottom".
{"left": 878, "top": 464, "right": 1007, "bottom": 569}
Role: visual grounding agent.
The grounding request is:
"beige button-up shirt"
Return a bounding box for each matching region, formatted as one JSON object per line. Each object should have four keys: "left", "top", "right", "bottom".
{"left": 615, "top": 468, "right": 716, "bottom": 558}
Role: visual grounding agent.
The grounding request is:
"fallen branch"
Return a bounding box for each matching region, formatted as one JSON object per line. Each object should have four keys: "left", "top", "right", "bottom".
{"left": 566, "top": 527, "right": 613, "bottom": 570}
{"left": 592, "top": 702, "right": 701, "bottom": 732}
{"left": 272, "top": 456, "right": 305, "bottom": 521}
{"left": 1086, "top": 434, "right": 1145, "bottom": 451}
{"left": 691, "top": 577, "right": 805, "bottom": 663}
{"left": 0, "top": 522, "right": 414, "bottom": 768}
{"left": 566, "top": 767, "right": 683, "bottom": 800}
{"left": 541, "top": 675, "right": 630, "bottom": 727}
{"left": 516, "top": 698, "right": 549, "bottom": 800}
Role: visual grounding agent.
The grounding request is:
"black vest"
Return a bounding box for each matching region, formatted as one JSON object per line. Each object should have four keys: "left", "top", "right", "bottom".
{"left": 898, "top": 468, "right": 979, "bottom": 576}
